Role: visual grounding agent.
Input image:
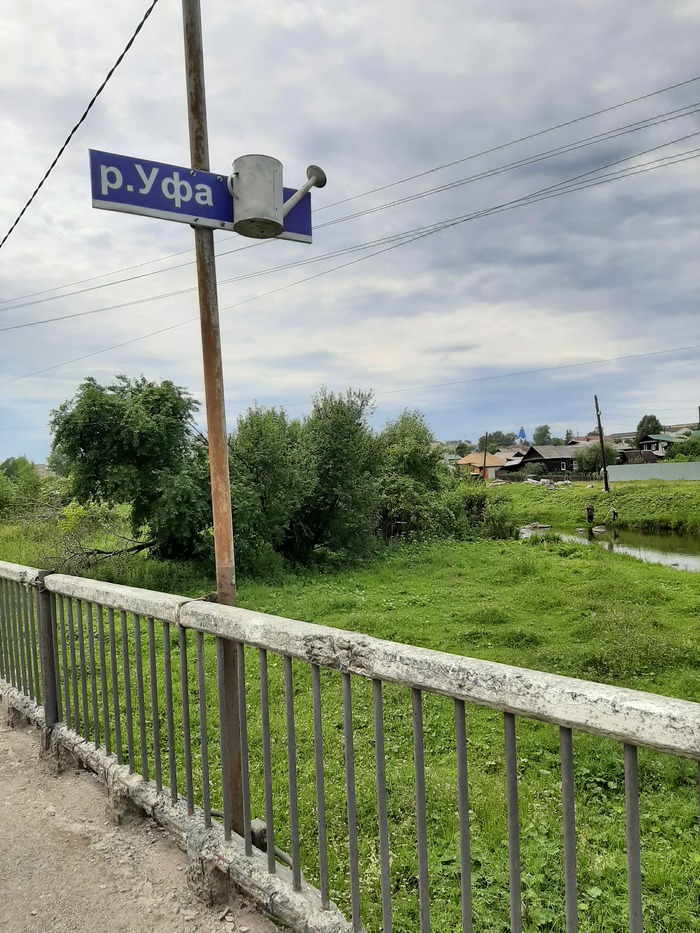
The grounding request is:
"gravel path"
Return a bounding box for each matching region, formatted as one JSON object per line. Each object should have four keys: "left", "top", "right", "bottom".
{"left": 0, "top": 706, "right": 281, "bottom": 933}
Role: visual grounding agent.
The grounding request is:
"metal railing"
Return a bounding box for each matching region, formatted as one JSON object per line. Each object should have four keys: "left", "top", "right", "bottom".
{"left": 1, "top": 558, "right": 700, "bottom": 932}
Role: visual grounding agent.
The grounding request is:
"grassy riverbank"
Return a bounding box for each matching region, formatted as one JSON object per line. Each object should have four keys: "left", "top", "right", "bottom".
{"left": 238, "top": 539, "right": 700, "bottom": 931}
{"left": 241, "top": 538, "right": 700, "bottom": 931}
{"left": 488, "top": 479, "right": 700, "bottom": 534}
{"left": 3, "top": 526, "right": 700, "bottom": 929}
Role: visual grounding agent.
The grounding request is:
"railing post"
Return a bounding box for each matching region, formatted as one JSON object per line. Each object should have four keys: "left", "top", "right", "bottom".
{"left": 36, "top": 571, "right": 59, "bottom": 730}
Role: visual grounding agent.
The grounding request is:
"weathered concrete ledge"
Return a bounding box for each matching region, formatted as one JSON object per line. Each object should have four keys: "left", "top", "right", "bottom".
{"left": 0, "top": 559, "right": 41, "bottom": 585}
{"left": 0, "top": 681, "right": 356, "bottom": 933}
{"left": 181, "top": 601, "right": 700, "bottom": 760}
{"left": 43, "top": 573, "right": 191, "bottom": 626}
{"left": 7, "top": 562, "right": 700, "bottom": 758}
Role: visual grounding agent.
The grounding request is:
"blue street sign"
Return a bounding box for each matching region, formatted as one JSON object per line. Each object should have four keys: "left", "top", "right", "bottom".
{"left": 89, "top": 149, "right": 312, "bottom": 243}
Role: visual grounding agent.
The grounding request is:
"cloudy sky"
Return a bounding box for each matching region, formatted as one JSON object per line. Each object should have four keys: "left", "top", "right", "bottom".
{"left": 1, "top": 0, "right": 699, "bottom": 463}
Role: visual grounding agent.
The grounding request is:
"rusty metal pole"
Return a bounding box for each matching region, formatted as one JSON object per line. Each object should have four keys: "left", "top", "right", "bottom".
{"left": 181, "top": 0, "right": 243, "bottom": 835}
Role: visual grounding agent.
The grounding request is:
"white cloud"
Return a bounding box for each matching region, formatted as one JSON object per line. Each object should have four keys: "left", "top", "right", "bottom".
{"left": 0, "top": 0, "right": 698, "bottom": 462}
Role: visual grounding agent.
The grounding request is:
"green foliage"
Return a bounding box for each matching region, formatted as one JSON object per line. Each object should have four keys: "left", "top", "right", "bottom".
{"left": 532, "top": 424, "right": 552, "bottom": 445}
{"left": 1, "top": 455, "right": 41, "bottom": 496}
{"left": 50, "top": 375, "right": 203, "bottom": 558}
{"left": 0, "top": 455, "right": 62, "bottom": 520}
{"left": 229, "top": 405, "right": 307, "bottom": 576}
{"left": 573, "top": 442, "right": 618, "bottom": 473}
{"left": 665, "top": 434, "right": 700, "bottom": 462}
{"left": 47, "top": 377, "right": 519, "bottom": 574}
{"left": 477, "top": 430, "right": 516, "bottom": 453}
{"left": 635, "top": 413, "right": 663, "bottom": 447}
{"left": 377, "top": 410, "right": 445, "bottom": 541}
{"left": 380, "top": 409, "right": 443, "bottom": 488}
{"left": 377, "top": 473, "right": 443, "bottom": 540}
{"left": 490, "top": 479, "right": 700, "bottom": 535}
{"left": 0, "top": 456, "right": 42, "bottom": 514}
{"left": 441, "top": 481, "right": 519, "bottom": 540}
{"left": 287, "top": 388, "right": 379, "bottom": 563}
{"left": 147, "top": 439, "right": 213, "bottom": 561}
{"left": 0, "top": 471, "right": 13, "bottom": 517}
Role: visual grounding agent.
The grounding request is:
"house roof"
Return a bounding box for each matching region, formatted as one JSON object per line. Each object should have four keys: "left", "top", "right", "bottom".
{"left": 521, "top": 445, "right": 579, "bottom": 461}
{"left": 641, "top": 434, "right": 680, "bottom": 443}
{"left": 495, "top": 445, "right": 528, "bottom": 458}
{"left": 620, "top": 449, "right": 657, "bottom": 463}
{"left": 456, "top": 452, "right": 507, "bottom": 467}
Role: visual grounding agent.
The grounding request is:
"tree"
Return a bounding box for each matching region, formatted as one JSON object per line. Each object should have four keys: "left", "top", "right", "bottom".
{"left": 573, "top": 442, "right": 618, "bottom": 474}
{"left": 454, "top": 440, "right": 473, "bottom": 457}
{"left": 50, "top": 376, "right": 207, "bottom": 558}
{"left": 380, "top": 410, "right": 443, "bottom": 488}
{"left": 532, "top": 425, "right": 552, "bottom": 446}
{"left": 477, "top": 431, "right": 517, "bottom": 453}
{"left": 634, "top": 414, "right": 663, "bottom": 448}
{"left": 377, "top": 410, "right": 445, "bottom": 540}
{"left": 1, "top": 455, "right": 41, "bottom": 499}
{"left": 0, "top": 471, "right": 13, "bottom": 517}
{"left": 229, "top": 405, "right": 308, "bottom": 574}
{"left": 565, "top": 429, "right": 574, "bottom": 443}
{"left": 285, "top": 388, "right": 379, "bottom": 562}
{"left": 665, "top": 435, "right": 700, "bottom": 462}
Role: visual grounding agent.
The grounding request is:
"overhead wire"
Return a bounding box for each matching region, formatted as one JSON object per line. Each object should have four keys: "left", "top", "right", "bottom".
{"left": 3, "top": 97, "right": 699, "bottom": 316}
{"left": 314, "top": 73, "right": 700, "bottom": 211}
{"left": 317, "top": 102, "right": 700, "bottom": 229}
{"left": 1, "top": 71, "right": 698, "bottom": 408}
{"left": 2, "top": 127, "right": 699, "bottom": 334}
{"left": 0, "top": 144, "right": 698, "bottom": 386}
{"left": 0, "top": 0, "right": 162, "bottom": 252}
{"left": 2, "top": 137, "right": 698, "bottom": 335}
{"left": 2, "top": 70, "right": 700, "bottom": 307}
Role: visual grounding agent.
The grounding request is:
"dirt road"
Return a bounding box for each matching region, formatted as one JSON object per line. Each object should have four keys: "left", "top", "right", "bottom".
{"left": 0, "top": 707, "right": 281, "bottom": 933}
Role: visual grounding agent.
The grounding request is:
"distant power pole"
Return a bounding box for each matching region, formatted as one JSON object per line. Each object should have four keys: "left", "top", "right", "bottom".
{"left": 482, "top": 432, "right": 489, "bottom": 478}
{"left": 594, "top": 395, "right": 610, "bottom": 492}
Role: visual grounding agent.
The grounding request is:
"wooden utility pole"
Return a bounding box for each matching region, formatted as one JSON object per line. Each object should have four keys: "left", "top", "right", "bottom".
{"left": 182, "top": 0, "right": 243, "bottom": 837}
{"left": 482, "top": 432, "right": 489, "bottom": 479}
{"left": 594, "top": 395, "right": 610, "bottom": 492}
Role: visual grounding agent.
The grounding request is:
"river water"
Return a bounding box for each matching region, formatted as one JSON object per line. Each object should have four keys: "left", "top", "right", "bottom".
{"left": 521, "top": 526, "right": 700, "bottom": 572}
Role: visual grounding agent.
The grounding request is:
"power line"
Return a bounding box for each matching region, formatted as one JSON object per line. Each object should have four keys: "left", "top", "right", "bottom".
{"left": 3, "top": 141, "right": 698, "bottom": 335}
{"left": 315, "top": 73, "right": 700, "bottom": 211}
{"left": 1, "top": 153, "right": 699, "bottom": 393}
{"left": 318, "top": 103, "right": 700, "bottom": 229}
{"left": 4, "top": 98, "right": 699, "bottom": 317}
{"left": 358, "top": 345, "right": 700, "bottom": 401}
{"left": 0, "top": 0, "right": 162, "bottom": 252}
{"left": 3, "top": 70, "right": 699, "bottom": 307}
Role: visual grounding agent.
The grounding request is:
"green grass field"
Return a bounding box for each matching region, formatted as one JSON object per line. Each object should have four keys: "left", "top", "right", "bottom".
{"left": 3, "top": 495, "right": 700, "bottom": 931}
{"left": 489, "top": 479, "right": 700, "bottom": 534}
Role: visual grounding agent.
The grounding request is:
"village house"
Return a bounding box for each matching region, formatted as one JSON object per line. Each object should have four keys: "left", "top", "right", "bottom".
{"left": 456, "top": 451, "right": 507, "bottom": 480}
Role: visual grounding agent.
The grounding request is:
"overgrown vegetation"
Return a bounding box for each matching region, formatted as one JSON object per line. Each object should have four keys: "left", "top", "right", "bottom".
{"left": 44, "top": 376, "right": 518, "bottom": 576}
{"left": 572, "top": 441, "right": 618, "bottom": 474}
{"left": 666, "top": 434, "right": 700, "bottom": 462}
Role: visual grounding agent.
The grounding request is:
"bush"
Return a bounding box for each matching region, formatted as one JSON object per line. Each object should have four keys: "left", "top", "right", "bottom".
{"left": 378, "top": 474, "right": 443, "bottom": 541}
